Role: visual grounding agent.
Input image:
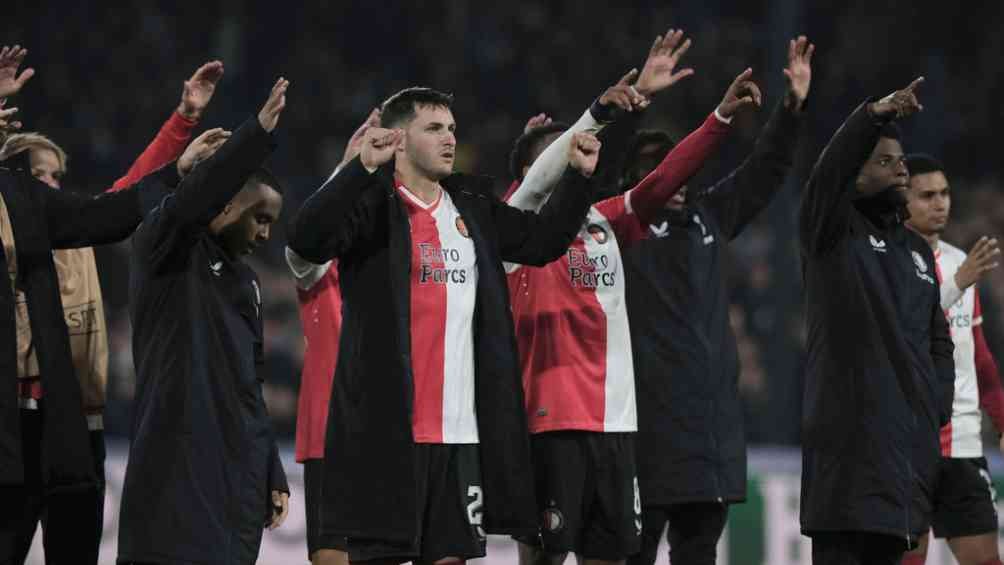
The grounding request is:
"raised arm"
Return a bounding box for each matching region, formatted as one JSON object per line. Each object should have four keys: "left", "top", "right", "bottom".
{"left": 799, "top": 77, "right": 925, "bottom": 255}
{"left": 0, "top": 45, "right": 34, "bottom": 100}
{"left": 494, "top": 132, "right": 599, "bottom": 265}
{"left": 287, "top": 126, "right": 402, "bottom": 264}
{"left": 701, "top": 37, "right": 813, "bottom": 240}
{"left": 109, "top": 61, "right": 224, "bottom": 192}
{"left": 943, "top": 237, "right": 1001, "bottom": 309}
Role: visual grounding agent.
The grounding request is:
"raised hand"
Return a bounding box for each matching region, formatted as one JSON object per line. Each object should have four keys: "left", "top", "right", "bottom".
{"left": 635, "top": 28, "right": 695, "bottom": 98}
{"left": 783, "top": 35, "right": 814, "bottom": 111}
{"left": 257, "top": 78, "right": 289, "bottom": 133}
{"left": 568, "top": 131, "right": 601, "bottom": 177}
{"left": 870, "top": 77, "right": 925, "bottom": 120}
{"left": 0, "top": 45, "right": 35, "bottom": 100}
{"left": 955, "top": 236, "right": 1001, "bottom": 290}
{"left": 339, "top": 108, "right": 382, "bottom": 169}
{"left": 177, "top": 127, "right": 232, "bottom": 176}
{"left": 717, "top": 68, "right": 762, "bottom": 119}
{"left": 0, "top": 100, "right": 22, "bottom": 144}
{"left": 599, "top": 69, "right": 648, "bottom": 113}
{"left": 524, "top": 113, "right": 553, "bottom": 134}
{"left": 360, "top": 127, "right": 403, "bottom": 173}
{"left": 178, "top": 60, "right": 225, "bottom": 121}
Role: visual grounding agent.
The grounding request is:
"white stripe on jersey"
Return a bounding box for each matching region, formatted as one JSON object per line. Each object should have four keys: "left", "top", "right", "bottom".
{"left": 937, "top": 241, "right": 982, "bottom": 457}
{"left": 433, "top": 192, "right": 480, "bottom": 443}
{"left": 584, "top": 206, "right": 637, "bottom": 432}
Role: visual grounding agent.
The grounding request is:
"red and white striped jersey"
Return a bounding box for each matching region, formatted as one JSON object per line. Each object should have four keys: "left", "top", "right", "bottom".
{"left": 508, "top": 193, "right": 644, "bottom": 434}
{"left": 937, "top": 241, "right": 989, "bottom": 457}
{"left": 398, "top": 183, "right": 480, "bottom": 444}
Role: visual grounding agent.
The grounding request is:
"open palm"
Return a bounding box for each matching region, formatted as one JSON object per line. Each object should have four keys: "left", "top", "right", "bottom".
{"left": 0, "top": 46, "right": 34, "bottom": 100}
{"left": 783, "top": 36, "right": 814, "bottom": 104}
{"left": 635, "top": 29, "right": 694, "bottom": 98}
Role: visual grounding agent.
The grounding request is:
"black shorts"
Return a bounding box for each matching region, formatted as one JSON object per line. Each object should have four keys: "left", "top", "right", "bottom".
{"left": 303, "top": 459, "right": 348, "bottom": 556}
{"left": 515, "top": 431, "right": 641, "bottom": 560}
{"left": 347, "top": 443, "right": 486, "bottom": 563}
{"left": 931, "top": 456, "right": 999, "bottom": 539}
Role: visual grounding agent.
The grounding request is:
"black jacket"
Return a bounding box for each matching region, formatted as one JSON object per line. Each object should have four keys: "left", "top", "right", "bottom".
{"left": 626, "top": 100, "right": 802, "bottom": 506}
{"left": 118, "top": 117, "right": 287, "bottom": 565}
{"left": 798, "top": 102, "right": 954, "bottom": 542}
{"left": 0, "top": 153, "right": 167, "bottom": 493}
{"left": 287, "top": 157, "right": 593, "bottom": 542}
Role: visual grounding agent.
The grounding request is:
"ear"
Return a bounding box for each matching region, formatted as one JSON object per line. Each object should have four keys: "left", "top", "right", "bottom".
{"left": 521, "top": 164, "right": 530, "bottom": 179}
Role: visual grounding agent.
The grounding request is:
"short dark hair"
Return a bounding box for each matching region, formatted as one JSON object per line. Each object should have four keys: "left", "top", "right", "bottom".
{"left": 247, "top": 167, "right": 283, "bottom": 194}
{"left": 380, "top": 87, "right": 454, "bottom": 129}
{"left": 620, "top": 129, "right": 677, "bottom": 189}
{"left": 508, "top": 121, "right": 569, "bottom": 181}
{"left": 879, "top": 122, "right": 902, "bottom": 142}
{"left": 905, "top": 153, "right": 945, "bottom": 177}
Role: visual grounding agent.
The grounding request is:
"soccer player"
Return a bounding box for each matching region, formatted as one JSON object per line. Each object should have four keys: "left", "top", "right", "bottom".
{"left": 899, "top": 153, "right": 1004, "bottom": 565}
{"left": 624, "top": 36, "right": 812, "bottom": 565}
{"left": 0, "top": 60, "right": 222, "bottom": 565}
{"left": 0, "top": 46, "right": 179, "bottom": 564}
{"left": 288, "top": 108, "right": 380, "bottom": 565}
{"left": 798, "top": 77, "right": 956, "bottom": 565}
{"left": 117, "top": 78, "right": 290, "bottom": 565}
{"left": 288, "top": 86, "right": 600, "bottom": 564}
{"left": 503, "top": 30, "right": 757, "bottom": 565}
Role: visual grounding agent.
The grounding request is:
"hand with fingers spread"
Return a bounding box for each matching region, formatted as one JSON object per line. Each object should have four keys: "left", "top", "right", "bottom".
{"left": 567, "top": 131, "right": 601, "bottom": 177}
{"left": 523, "top": 113, "right": 553, "bottom": 134}
{"left": 339, "top": 108, "right": 382, "bottom": 169}
{"left": 783, "top": 35, "right": 815, "bottom": 111}
{"left": 177, "top": 127, "right": 232, "bottom": 176}
{"left": 635, "top": 28, "right": 695, "bottom": 98}
{"left": 267, "top": 490, "right": 290, "bottom": 530}
{"left": 955, "top": 236, "right": 1001, "bottom": 291}
{"left": 178, "top": 60, "right": 225, "bottom": 121}
{"left": 870, "top": 77, "right": 925, "bottom": 120}
{"left": 360, "top": 128, "right": 403, "bottom": 173}
{"left": 258, "top": 78, "right": 289, "bottom": 133}
{"left": 0, "top": 45, "right": 34, "bottom": 100}
{"left": 0, "top": 100, "right": 22, "bottom": 143}
{"left": 717, "top": 68, "right": 762, "bottom": 119}
{"left": 599, "top": 69, "right": 648, "bottom": 114}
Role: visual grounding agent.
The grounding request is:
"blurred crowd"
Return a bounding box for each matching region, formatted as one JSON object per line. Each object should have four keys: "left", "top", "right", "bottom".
{"left": 6, "top": 0, "right": 1002, "bottom": 444}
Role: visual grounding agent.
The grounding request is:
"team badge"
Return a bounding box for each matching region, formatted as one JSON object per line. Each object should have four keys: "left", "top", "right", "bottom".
{"left": 587, "top": 224, "right": 608, "bottom": 244}
{"left": 455, "top": 216, "right": 471, "bottom": 238}
{"left": 543, "top": 502, "right": 565, "bottom": 533}
{"left": 912, "top": 250, "right": 928, "bottom": 273}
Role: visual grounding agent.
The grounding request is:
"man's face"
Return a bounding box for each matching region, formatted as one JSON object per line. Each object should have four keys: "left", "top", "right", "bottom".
{"left": 628, "top": 142, "right": 669, "bottom": 190}
{"left": 210, "top": 182, "right": 283, "bottom": 258}
{"left": 905, "top": 171, "right": 951, "bottom": 236}
{"left": 29, "top": 147, "right": 63, "bottom": 188}
{"left": 856, "top": 137, "right": 908, "bottom": 197}
{"left": 399, "top": 104, "right": 456, "bottom": 181}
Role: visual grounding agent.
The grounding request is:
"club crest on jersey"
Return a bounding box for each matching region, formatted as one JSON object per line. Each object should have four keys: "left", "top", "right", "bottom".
{"left": 912, "top": 251, "right": 928, "bottom": 273}
{"left": 455, "top": 216, "right": 471, "bottom": 238}
{"left": 587, "top": 224, "right": 608, "bottom": 244}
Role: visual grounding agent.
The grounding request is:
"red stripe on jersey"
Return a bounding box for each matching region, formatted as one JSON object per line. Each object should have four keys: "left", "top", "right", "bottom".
{"left": 294, "top": 263, "right": 342, "bottom": 462}
{"left": 940, "top": 421, "right": 952, "bottom": 456}
{"left": 399, "top": 186, "right": 448, "bottom": 443}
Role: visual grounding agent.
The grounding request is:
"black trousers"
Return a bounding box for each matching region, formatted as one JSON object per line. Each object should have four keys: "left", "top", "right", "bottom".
{"left": 810, "top": 531, "right": 909, "bottom": 565}
{"left": 0, "top": 408, "right": 106, "bottom": 565}
{"left": 627, "top": 502, "right": 728, "bottom": 565}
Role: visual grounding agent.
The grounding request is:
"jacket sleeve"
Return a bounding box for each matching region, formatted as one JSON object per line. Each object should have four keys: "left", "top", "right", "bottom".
{"left": 138, "top": 115, "right": 274, "bottom": 270}
{"left": 108, "top": 111, "right": 197, "bottom": 192}
{"left": 931, "top": 285, "right": 956, "bottom": 427}
{"left": 267, "top": 440, "right": 289, "bottom": 494}
{"left": 506, "top": 108, "right": 604, "bottom": 212}
{"left": 799, "top": 102, "right": 887, "bottom": 256}
{"left": 494, "top": 168, "right": 594, "bottom": 266}
{"left": 42, "top": 164, "right": 178, "bottom": 249}
{"left": 701, "top": 100, "right": 803, "bottom": 240}
{"left": 626, "top": 111, "right": 732, "bottom": 226}
{"left": 287, "top": 157, "right": 384, "bottom": 264}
